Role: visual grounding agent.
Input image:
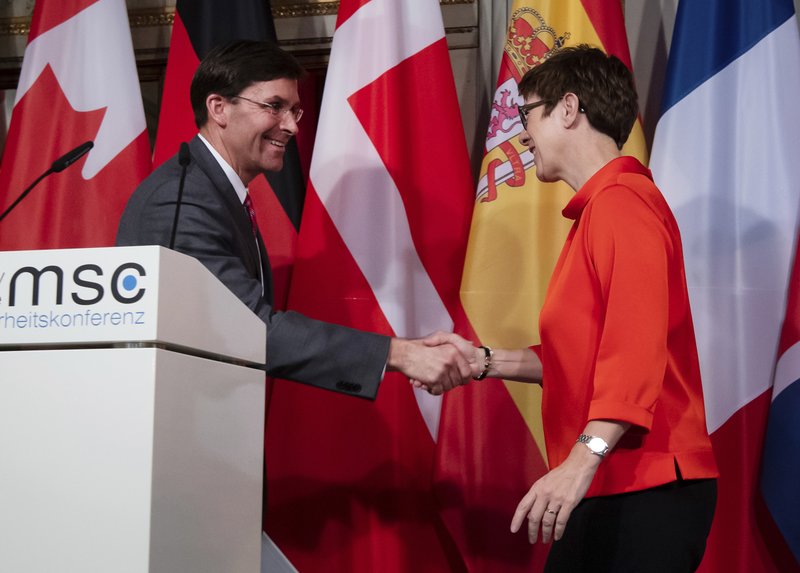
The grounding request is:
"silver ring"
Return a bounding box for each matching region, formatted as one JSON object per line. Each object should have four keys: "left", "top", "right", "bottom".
{"left": 546, "top": 509, "right": 557, "bottom": 515}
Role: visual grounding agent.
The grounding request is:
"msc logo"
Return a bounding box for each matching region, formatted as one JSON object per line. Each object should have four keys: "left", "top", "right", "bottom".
{"left": 6, "top": 262, "right": 146, "bottom": 306}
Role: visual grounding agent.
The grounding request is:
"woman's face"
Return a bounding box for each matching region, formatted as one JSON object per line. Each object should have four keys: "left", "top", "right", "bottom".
{"left": 518, "top": 94, "right": 562, "bottom": 184}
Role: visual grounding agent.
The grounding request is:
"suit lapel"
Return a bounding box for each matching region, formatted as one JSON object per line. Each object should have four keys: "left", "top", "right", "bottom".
{"left": 188, "top": 136, "right": 274, "bottom": 303}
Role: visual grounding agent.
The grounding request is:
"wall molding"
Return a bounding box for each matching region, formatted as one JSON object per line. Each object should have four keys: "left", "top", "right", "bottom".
{"left": 0, "top": 0, "right": 478, "bottom": 87}
{"left": 0, "top": 0, "right": 477, "bottom": 35}
{"left": 272, "top": 0, "right": 474, "bottom": 18}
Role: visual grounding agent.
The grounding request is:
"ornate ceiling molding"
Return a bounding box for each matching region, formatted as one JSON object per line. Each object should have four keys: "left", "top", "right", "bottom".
{"left": 1, "top": 0, "right": 476, "bottom": 36}
{"left": 128, "top": 7, "right": 175, "bottom": 28}
{"left": 272, "top": 2, "right": 338, "bottom": 18}
{"left": 272, "top": 0, "right": 475, "bottom": 19}
{"left": 0, "top": 16, "right": 28, "bottom": 36}
{"left": 0, "top": 8, "right": 176, "bottom": 37}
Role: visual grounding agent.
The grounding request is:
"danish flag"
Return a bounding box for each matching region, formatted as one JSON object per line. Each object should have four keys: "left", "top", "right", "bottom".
{"left": 264, "top": 0, "right": 475, "bottom": 570}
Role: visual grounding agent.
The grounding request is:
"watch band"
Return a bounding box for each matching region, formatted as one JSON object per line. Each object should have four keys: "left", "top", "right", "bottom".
{"left": 473, "top": 345, "right": 493, "bottom": 380}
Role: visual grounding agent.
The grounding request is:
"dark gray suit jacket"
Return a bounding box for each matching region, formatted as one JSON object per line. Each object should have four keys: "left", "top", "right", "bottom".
{"left": 117, "top": 136, "right": 388, "bottom": 398}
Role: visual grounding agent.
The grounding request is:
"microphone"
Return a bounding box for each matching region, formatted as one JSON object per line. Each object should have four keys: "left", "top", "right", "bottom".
{"left": 51, "top": 141, "right": 94, "bottom": 173}
{"left": 0, "top": 140, "right": 94, "bottom": 223}
{"left": 168, "top": 142, "right": 192, "bottom": 250}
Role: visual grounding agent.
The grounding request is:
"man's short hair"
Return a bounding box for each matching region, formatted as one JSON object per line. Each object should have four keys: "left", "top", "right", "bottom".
{"left": 517, "top": 45, "right": 638, "bottom": 150}
{"left": 190, "top": 40, "right": 305, "bottom": 128}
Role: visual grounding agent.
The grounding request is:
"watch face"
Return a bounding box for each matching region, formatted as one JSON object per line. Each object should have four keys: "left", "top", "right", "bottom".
{"left": 587, "top": 438, "right": 603, "bottom": 452}
{"left": 587, "top": 437, "right": 608, "bottom": 454}
{"left": 577, "top": 434, "right": 608, "bottom": 456}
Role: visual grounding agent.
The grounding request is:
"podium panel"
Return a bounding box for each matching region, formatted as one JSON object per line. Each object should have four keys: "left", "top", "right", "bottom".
{"left": 0, "top": 247, "right": 271, "bottom": 572}
{"left": 0, "top": 347, "right": 265, "bottom": 573}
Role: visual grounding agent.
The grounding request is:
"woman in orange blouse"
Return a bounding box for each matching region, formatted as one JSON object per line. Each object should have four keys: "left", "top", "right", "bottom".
{"left": 424, "top": 46, "right": 718, "bottom": 572}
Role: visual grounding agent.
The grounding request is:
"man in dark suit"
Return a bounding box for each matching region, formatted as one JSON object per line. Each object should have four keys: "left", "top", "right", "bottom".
{"left": 117, "top": 40, "right": 470, "bottom": 397}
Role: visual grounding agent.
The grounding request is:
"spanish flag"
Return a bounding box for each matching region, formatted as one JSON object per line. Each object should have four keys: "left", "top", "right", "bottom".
{"left": 436, "top": 2, "right": 648, "bottom": 571}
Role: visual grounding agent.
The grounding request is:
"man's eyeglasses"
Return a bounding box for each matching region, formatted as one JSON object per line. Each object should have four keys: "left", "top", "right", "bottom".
{"left": 233, "top": 95, "right": 304, "bottom": 123}
{"left": 517, "top": 98, "right": 586, "bottom": 131}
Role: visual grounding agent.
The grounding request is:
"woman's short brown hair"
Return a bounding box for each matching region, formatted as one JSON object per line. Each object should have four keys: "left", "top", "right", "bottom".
{"left": 518, "top": 45, "right": 638, "bottom": 150}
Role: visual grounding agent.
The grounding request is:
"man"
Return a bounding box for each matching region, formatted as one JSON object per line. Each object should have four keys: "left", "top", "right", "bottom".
{"left": 117, "top": 40, "right": 469, "bottom": 396}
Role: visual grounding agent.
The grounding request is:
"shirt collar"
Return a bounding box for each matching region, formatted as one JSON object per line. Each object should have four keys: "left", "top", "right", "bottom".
{"left": 197, "top": 133, "right": 248, "bottom": 204}
{"left": 562, "top": 156, "right": 652, "bottom": 220}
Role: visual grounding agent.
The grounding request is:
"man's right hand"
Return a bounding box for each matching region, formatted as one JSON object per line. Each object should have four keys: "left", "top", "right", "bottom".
{"left": 387, "top": 337, "right": 471, "bottom": 395}
{"left": 420, "top": 331, "right": 483, "bottom": 378}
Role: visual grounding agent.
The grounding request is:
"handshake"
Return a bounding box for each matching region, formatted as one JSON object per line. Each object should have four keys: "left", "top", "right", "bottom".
{"left": 387, "top": 331, "right": 485, "bottom": 395}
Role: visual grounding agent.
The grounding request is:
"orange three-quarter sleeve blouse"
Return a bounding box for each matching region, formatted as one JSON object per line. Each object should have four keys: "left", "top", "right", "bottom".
{"left": 537, "top": 156, "right": 718, "bottom": 497}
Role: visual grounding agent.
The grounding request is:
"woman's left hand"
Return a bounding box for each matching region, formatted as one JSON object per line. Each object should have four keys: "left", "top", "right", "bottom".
{"left": 510, "top": 443, "right": 602, "bottom": 544}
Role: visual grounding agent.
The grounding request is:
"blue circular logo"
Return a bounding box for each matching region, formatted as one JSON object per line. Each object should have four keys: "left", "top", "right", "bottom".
{"left": 122, "top": 275, "right": 138, "bottom": 291}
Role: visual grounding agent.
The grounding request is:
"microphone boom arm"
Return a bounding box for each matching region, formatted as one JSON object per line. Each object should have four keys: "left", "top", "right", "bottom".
{"left": 0, "top": 140, "right": 93, "bottom": 223}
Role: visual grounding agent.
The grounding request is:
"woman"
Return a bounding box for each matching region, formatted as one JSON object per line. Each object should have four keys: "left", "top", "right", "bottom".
{"left": 426, "top": 46, "right": 718, "bottom": 572}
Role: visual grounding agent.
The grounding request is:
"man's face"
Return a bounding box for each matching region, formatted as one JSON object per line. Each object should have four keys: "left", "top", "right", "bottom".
{"left": 219, "top": 77, "right": 300, "bottom": 183}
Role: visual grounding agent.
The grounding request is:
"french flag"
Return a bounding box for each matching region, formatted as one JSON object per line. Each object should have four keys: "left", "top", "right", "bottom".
{"left": 650, "top": 0, "right": 800, "bottom": 570}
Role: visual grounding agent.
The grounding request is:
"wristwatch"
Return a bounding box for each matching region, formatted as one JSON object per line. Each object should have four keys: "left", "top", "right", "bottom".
{"left": 576, "top": 434, "right": 610, "bottom": 458}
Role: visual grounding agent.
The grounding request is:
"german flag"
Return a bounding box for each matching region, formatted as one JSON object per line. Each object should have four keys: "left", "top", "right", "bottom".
{"left": 154, "top": 0, "right": 305, "bottom": 307}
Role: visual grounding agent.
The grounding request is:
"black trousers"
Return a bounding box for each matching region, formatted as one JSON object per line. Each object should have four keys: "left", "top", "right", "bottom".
{"left": 545, "top": 478, "right": 717, "bottom": 573}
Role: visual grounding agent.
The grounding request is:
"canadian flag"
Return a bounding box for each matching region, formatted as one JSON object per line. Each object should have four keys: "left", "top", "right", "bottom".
{"left": 0, "top": 0, "right": 151, "bottom": 250}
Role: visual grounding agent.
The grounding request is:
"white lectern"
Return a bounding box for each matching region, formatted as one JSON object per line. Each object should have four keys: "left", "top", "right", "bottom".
{"left": 0, "top": 246, "right": 268, "bottom": 573}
